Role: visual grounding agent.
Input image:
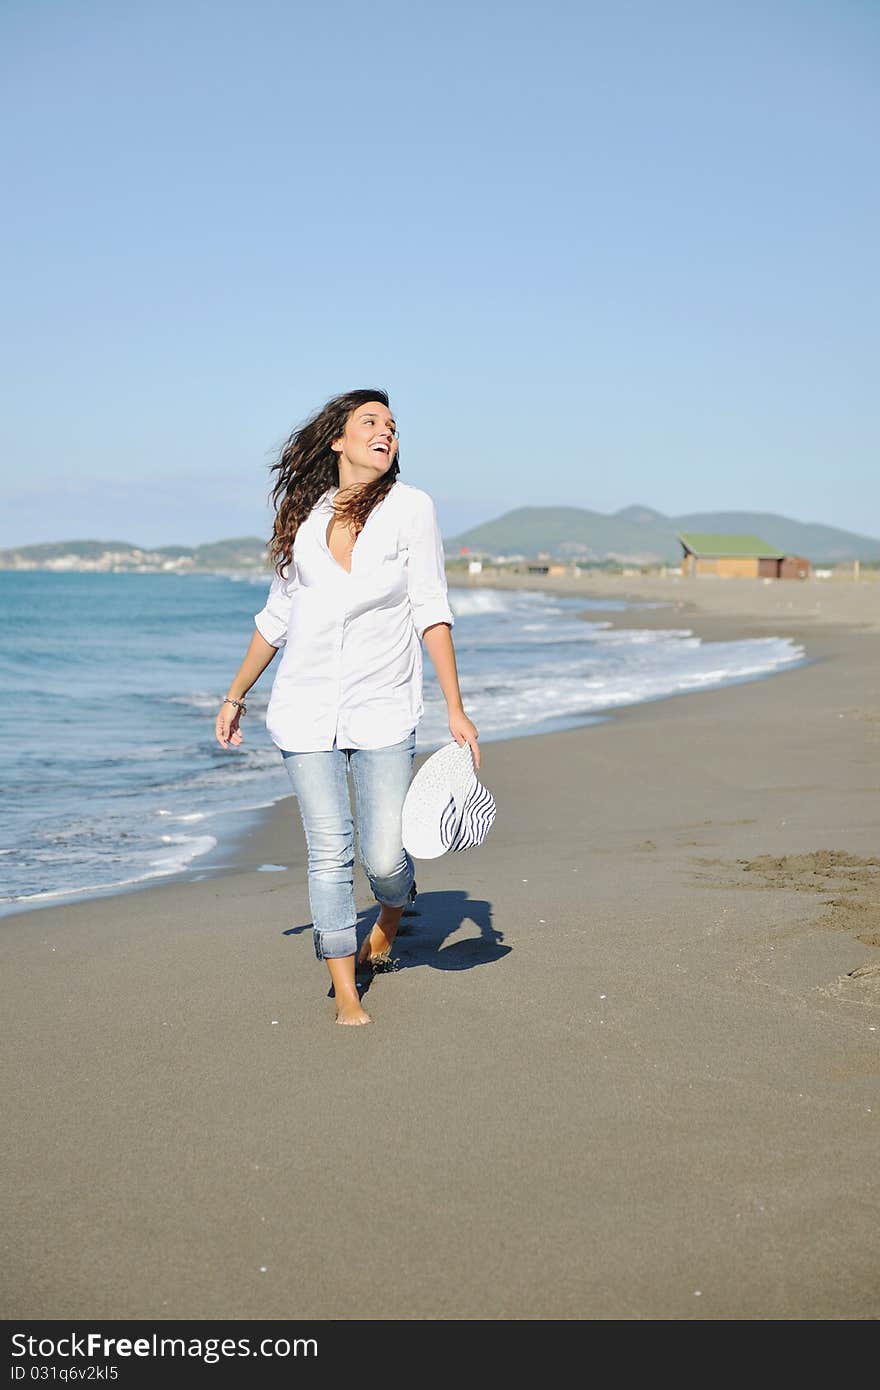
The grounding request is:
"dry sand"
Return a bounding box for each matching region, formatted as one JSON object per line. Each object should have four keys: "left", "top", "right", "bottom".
{"left": 2, "top": 575, "right": 879, "bottom": 1320}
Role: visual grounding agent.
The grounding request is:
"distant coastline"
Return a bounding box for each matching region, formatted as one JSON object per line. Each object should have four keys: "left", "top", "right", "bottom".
{"left": 1, "top": 539, "right": 878, "bottom": 577}
{"left": 0, "top": 537, "right": 270, "bottom": 574}
{"left": 4, "top": 500, "right": 880, "bottom": 572}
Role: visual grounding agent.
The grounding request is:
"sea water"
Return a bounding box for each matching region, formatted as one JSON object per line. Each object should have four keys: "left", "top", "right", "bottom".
{"left": 0, "top": 571, "right": 804, "bottom": 914}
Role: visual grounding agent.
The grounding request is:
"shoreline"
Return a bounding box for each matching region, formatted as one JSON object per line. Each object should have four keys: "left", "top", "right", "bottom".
{"left": 2, "top": 578, "right": 814, "bottom": 922}
{"left": 450, "top": 569, "right": 880, "bottom": 634}
{"left": 0, "top": 661, "right": 811, "bottom": 924}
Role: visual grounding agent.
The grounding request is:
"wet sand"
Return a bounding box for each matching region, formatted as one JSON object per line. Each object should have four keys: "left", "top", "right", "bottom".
{"left": 2, "top": 576, "right": 879, "bottom": 1319}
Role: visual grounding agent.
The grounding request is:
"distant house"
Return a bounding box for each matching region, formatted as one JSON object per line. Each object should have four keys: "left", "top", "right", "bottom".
{"left": 678, "top": 533, "right": 811, "bottom": 580}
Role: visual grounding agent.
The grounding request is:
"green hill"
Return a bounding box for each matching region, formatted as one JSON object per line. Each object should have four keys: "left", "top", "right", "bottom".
{"left": 672, "top": 512, "right": 876, "bottom": 565}
{"left": 445, "top": 506, "right": 675, "bottom": 563}
{"left": 0, "top": 537, "right": 270, "bottom": 571}
{"left": 447, "top": 507, "right": 880, "bottom": 564}
{"left": 4, "top": 508, "right": 879, "bottom": 571}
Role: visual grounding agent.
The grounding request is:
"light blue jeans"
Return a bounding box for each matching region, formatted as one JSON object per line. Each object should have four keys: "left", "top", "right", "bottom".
{"left": 281, "top": 729, "right": 417, "bottom": 961}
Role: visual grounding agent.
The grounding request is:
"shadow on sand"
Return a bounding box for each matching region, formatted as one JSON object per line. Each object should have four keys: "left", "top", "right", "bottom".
{"left": 283, "top": 888, "right": 508, "bottom": 1001}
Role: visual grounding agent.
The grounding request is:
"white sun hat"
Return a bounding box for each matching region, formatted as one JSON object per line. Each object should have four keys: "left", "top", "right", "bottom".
{"left": 402, "top": 739, "right": 497, "bottom": 860}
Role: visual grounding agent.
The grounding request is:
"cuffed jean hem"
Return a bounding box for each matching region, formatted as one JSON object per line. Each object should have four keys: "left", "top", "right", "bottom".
{"left": 313, "top": 925, "right": 358, "bottom": 961}
{"left": 366, "top": 856, "right": 416, "bottom": 910}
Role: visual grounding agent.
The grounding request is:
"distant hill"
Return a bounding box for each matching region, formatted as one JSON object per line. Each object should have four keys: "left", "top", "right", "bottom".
{"left": 3, "top": 507, "right": 879, "bottom": 571}
{"left": 672, "top": 512, "right": 877, "bottom": 564}
{"left": 0, "top": 537, "right": 269, "bottom": 572}
{"left": 443, "top": 507, "right": 673, "bottom": 565}
{"left": 446, "top": 507, "right": 880, "bottom": 564}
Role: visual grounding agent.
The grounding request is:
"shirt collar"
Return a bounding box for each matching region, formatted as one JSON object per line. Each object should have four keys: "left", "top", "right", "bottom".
{"left": 317, "top": 480, "right": 398, "bottom": 512}
{"left": 317, "top": 486, "right": 339, "bottom": 512}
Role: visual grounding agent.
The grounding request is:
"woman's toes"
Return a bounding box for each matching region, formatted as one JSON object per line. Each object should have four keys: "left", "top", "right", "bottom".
{"left": 335, "top": 999, "right": 371, "bottom": 1025}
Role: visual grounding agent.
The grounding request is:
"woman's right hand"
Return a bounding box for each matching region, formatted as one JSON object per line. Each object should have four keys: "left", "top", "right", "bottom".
{"left": 215, "top": 700, "right": 244, "bottom": 750}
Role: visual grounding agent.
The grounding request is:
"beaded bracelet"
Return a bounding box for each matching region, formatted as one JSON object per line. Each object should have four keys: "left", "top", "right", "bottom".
{"left": 222, "top": 696, "right": 247, "bottom": 716}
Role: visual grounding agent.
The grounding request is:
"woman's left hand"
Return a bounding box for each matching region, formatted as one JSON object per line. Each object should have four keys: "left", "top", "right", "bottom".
{"left": 449, "top": 708, "right": 480, "bottom": 770}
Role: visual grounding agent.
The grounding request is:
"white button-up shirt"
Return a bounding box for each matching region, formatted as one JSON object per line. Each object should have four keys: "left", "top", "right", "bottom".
{"left": 254, "top": 480, "right": 455, "bottom": 751}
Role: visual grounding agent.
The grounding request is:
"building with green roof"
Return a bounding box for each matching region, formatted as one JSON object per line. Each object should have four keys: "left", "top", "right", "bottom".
{"left": 678, "top": 533, "right": 810, "bottom": 579}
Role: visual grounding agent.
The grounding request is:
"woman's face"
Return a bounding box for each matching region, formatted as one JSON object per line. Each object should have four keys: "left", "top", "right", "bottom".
{"left": 332, "top": 400, "right": 398, "bottom": 479}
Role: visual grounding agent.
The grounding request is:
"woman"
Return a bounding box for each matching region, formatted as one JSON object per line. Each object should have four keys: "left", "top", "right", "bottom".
{"left": 215, "top": 388, "right": 480, "bottom": 1026}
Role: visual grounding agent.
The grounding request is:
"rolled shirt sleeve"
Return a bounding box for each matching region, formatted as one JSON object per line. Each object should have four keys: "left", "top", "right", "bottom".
{"left": 406, "top": 493, "right": 455, "bottom": 640}
{"left": 254, "top": 568, "right": 296, "bottom": 648}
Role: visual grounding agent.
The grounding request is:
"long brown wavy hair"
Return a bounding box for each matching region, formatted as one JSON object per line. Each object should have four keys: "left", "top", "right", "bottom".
{"left": 268, "top": 388, "right": 400, "bottom": 576}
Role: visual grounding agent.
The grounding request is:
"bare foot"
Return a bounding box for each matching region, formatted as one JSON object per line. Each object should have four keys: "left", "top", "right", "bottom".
{"left": 324, "top": 955, "right": 371, "bottom": 1024}
{"left": 358, "top": 904, "right": 405, "bottom": 967}
{"left": 334, "top": 991, "right": 372, "bottom": 1026}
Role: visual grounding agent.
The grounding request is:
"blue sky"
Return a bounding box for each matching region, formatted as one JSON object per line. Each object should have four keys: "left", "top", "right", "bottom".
{"left": 2, "top": 0, "right": 877, "bottom": 547}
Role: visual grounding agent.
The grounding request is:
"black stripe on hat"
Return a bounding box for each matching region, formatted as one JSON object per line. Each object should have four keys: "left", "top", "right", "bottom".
{"left": 439, "top": 793, "right": 458, "bottom": 850}
{"left": 468, "top": 786, "right": 497, "bottom": 847}
{"left": 460, "top": 784, "right": 497, "bottom": 850}
{"left": 448, "top": 782, "right": 496, "bottom": 852}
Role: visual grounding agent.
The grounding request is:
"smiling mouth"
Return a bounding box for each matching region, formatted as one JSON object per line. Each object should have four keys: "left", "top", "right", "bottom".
{"left": 370, "top": 443, "right": 390, "bottom": 454}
